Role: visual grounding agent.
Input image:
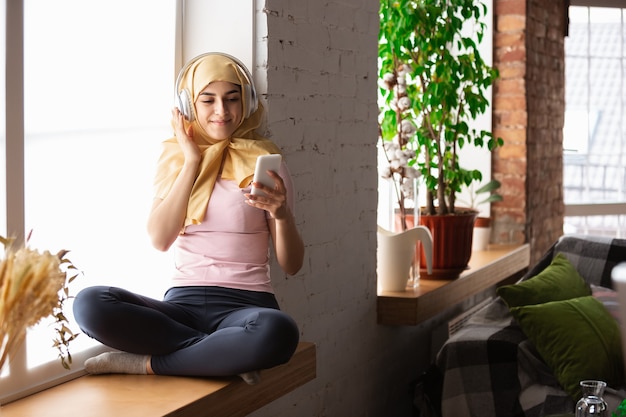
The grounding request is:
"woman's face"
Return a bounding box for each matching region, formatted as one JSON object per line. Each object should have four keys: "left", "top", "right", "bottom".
{"left": 194, "top": 81, "right": 243, "bottom": 140}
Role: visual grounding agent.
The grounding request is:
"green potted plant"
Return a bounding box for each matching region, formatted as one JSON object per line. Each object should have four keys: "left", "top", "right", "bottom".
{"left": 378, "top": 0, "right": 503, "bottom": 278}
{"left": 459, "top": 178, "right": 503, "bottom": 210}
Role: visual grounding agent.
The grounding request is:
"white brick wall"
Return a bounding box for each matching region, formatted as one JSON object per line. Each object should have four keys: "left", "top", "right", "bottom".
{"left": 249, "top": 1, "right": 447, "bottom": 416}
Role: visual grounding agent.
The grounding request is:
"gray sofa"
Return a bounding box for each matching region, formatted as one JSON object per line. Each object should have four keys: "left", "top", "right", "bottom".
{"left": 434, "top": 234, "right": 626, "bottom": 417}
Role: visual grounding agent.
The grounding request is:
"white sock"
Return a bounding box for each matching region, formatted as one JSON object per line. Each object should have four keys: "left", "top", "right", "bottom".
{"left": 84, "top": 352, "right": 149, "bottom": 375}
{"left": 238, "top": 371, "right": 261, "bottom": 385}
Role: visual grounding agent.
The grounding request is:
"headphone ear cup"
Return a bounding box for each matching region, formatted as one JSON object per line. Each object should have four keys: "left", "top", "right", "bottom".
{"left": 177, "top": 89, "right": 195, "bottom": 122}
{"left": 244, "top": 84, "right": 257, "bottom": 118}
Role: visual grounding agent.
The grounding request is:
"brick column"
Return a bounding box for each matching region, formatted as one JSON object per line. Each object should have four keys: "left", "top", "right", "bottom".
{"left": 492, "top": 0, "right": 566, "bottom": 263}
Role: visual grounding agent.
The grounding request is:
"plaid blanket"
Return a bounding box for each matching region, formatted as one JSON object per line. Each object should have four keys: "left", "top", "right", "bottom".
{"left": 435, "top": 234, "right": 626, "bottom": 417}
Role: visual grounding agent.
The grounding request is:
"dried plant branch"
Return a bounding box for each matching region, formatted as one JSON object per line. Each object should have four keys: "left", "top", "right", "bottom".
{"left": 0, "top": 235, "right": 82, "bottom": 371}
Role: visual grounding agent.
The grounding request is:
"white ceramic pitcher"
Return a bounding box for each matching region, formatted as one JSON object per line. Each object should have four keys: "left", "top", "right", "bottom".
{"left": 377, "top": 225, "right": 433, "bottom": 292}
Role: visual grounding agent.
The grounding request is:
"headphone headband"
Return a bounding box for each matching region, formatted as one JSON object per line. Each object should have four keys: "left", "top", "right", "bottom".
{"left": 174, "top": 52, "right": 258, "bottom": 121}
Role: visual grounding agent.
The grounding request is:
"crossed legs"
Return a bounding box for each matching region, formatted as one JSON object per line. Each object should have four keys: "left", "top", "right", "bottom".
{"left": 73, "top": 286, "right": 299, "bottom": 383}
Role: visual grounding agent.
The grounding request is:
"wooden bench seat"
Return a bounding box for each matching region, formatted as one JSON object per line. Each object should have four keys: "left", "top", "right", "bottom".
{"left": 2, "top": 342, "right": 316, "bottom": 417}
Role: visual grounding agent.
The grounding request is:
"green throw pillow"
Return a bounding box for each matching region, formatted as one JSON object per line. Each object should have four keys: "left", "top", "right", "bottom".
{"left": 510, "top": 296, "right": 624, "bottom": 399}
{"left": 497, "top": 253, "right": 590, "bottom": 308}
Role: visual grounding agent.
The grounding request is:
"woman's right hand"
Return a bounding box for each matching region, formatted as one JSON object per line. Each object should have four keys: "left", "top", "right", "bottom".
{"left": 171, "top": 107, "right": 201, "bottom": 165}
{"left": 148, "top": 109, "right": 202, "bottom": 251}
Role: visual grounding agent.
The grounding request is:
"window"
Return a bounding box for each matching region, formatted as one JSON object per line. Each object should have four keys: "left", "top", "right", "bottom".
{"left": 1, "top": 0, "right": 176, "bottom": 403}
{"left": 1, "top": 0, "right": 256, "bottom": 404}
{"left": 564, "top": 5, "right": 626, "bottom": 237}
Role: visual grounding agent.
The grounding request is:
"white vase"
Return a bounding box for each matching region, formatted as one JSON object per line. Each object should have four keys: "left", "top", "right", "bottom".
{"left": 377, "top": 225, "right": 433, "bottom": 292}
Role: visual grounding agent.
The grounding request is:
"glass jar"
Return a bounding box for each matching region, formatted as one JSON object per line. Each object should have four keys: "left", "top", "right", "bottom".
{"left": 389, "top": 177, "right": 420, "bottom": 288}
{"left": 575, "top": 380, "right": 608, "bottom": 417}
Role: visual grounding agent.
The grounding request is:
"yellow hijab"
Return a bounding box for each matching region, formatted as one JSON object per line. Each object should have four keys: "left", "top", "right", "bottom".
{"left": 153, "top": 53, "right": 281, "bottom": 230}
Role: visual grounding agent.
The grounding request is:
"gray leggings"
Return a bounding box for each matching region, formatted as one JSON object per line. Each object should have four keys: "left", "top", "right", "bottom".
{"left": 73, "top": 286, "right": 299, "bottom": 376}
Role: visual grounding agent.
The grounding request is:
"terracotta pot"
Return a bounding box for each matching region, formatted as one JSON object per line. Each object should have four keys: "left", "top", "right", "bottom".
{"left": 418, "top": 209, "right": 478, "bottom": 280}
{"left": 474, "top": 216, "right": 491, "bottom": 228}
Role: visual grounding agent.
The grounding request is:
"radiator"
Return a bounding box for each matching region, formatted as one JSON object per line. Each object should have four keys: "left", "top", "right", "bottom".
{"left": 447, "top": 297, "right": 493, "bottom": 337}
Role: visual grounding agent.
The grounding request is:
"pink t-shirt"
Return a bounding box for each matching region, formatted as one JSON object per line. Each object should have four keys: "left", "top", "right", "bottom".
{"left": 170, "top": 162, "right": 295, "bottom": 293}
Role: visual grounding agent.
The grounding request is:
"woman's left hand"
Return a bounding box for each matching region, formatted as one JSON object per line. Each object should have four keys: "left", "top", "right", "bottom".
{"left": 244, "top": 170, "right": 289, "bottom": 219}
{"left": 245, "top": 169, "right": 304, "bottom": 275}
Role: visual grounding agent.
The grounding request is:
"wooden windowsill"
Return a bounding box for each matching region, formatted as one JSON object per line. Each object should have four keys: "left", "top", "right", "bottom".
{"left": 2, "top": 342, "right": 316, "bottom": 417}
{"left": 377, "top": 244, "right": 530, "bottom": 326}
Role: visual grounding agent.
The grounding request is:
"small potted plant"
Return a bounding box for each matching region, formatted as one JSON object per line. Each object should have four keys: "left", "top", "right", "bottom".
{"left": 460, "top": 178, "right": 503, "bottom": 211}
{"left": 378, "top": 0, "right": 503, "bottom": 278}
{"left": 458, "top": 179, "right": 502, "bottom": 250}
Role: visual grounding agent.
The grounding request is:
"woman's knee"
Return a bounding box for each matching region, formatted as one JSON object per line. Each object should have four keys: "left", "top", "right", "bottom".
{"left": 258, "top": 310, "right": 300, "bottom": 362}
{"left": 72, "top": 286, "right": 113, "bottom": 331}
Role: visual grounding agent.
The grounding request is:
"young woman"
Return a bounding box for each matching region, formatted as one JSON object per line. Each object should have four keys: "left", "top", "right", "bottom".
{"left": 73, "top": 52, "right": 304, "bottom": 384}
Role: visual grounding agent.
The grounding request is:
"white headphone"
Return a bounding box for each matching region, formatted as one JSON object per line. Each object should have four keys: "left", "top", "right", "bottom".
{"left": 174, "top": 52, "right": 258, "bottom": 122}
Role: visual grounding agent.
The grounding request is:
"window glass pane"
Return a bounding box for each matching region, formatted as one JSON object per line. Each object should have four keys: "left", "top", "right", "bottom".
{"left": 24, "top": 0, "right": 175, "bottom": 368}
{"left": 589, "top": 7, "right": 621, "bottom": 58}
{"left": 563, "top": 56, "right": 589, "bottom": 156}
{"left": 588, "top": 56, "right": 622, "bottom": 166}
{"left": 567, "top": 6, "right": 589, "bottom": 51}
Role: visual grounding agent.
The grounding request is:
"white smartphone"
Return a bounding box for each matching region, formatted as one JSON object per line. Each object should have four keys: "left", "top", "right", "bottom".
{"left": 251, "top": 154, "right": 282, "bottom": 196}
